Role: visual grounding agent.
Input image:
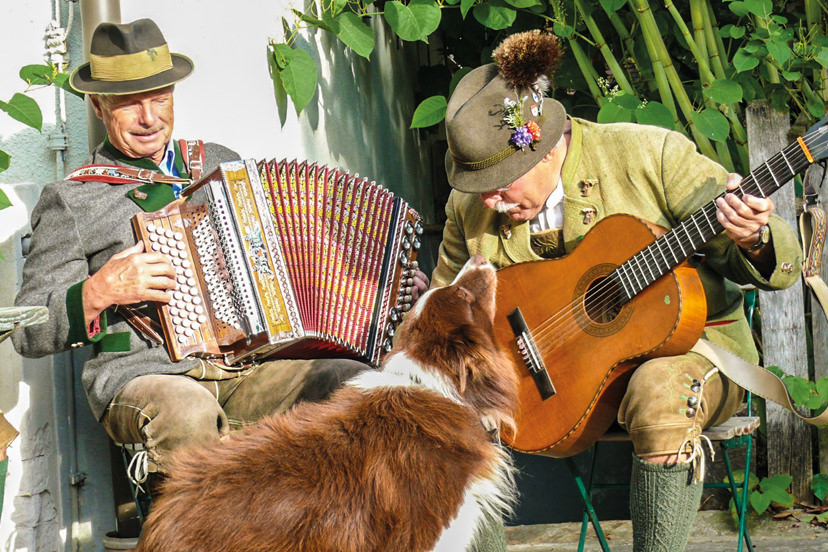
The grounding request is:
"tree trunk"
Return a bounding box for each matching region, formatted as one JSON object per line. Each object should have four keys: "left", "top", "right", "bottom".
{"left": 746, "top": 100, "right": 813, "bottom": 500}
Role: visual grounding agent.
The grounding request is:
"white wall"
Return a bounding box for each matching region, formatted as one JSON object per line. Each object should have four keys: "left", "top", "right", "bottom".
{"left": 0, "top": 1, "right": 433, "bottom": 551}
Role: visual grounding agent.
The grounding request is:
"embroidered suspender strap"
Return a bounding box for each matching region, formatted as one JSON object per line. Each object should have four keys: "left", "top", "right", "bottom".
{"left": 65, "top": 164, "right": 190, "bottom": 186}
{"left": 690, "top": 339, "right": 828, "bottom": 425}
{"left": 799, "top": 165, "right": 827, "bottom": 321}
{"left": 178, "top": 139, "right": 205, "bottom": 181}
{"left": 800, "top": 205, "right": 828, "bottom": 318}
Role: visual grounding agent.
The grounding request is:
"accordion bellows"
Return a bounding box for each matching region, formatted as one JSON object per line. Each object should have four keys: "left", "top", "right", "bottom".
{"left": 132, "top": 158, "right": 422, "bottom": 366}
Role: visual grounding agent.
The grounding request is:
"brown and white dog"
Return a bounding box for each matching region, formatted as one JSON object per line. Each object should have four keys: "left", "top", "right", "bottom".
{"left": 135, "top": 255, "right": 519, "bottom": 552}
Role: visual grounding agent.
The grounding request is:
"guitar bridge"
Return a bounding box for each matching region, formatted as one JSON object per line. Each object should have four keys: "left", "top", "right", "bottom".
{"left": 507, "top": 308, "right": 556, "bottom": 400}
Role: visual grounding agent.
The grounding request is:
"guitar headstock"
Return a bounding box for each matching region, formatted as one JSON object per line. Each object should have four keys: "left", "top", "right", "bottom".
{"left": 804, "top": 114, "right": 828, "bottom": 163}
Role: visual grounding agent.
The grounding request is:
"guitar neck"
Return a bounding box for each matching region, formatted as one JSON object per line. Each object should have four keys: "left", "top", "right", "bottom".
{"left": 613, "top": 135, "right": 815, "bottom": 304}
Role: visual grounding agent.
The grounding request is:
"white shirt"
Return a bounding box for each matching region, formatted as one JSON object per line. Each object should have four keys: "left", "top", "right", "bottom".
{"left": 529, "top": 178, "right": 564, "bottom": 233}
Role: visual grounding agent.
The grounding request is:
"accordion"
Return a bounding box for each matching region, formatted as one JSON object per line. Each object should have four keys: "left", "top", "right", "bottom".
{"left": 131, "top": 158, "right": 422, "bottom": 366}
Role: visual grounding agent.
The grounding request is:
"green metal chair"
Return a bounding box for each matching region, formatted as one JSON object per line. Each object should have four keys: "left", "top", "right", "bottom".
{"left": 566, "top": 288, "right": 759, "bottom": 552}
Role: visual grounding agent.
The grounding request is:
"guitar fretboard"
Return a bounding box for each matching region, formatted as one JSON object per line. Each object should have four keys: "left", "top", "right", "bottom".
{"left": 612, "top": 133, "right": 817, "bottom": 304}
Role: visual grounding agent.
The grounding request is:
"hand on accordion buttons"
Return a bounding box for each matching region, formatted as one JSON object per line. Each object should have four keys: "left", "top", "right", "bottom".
{"left": 83, "top": 241, "right": 177, "bottom": 324}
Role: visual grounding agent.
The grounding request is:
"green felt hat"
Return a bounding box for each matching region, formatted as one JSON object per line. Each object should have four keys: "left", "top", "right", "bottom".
{"left": 444, "top": 31, "right": 566, "bottom": 194}
{"left": 70, "top": 18, "right": 193, "bottom": 95}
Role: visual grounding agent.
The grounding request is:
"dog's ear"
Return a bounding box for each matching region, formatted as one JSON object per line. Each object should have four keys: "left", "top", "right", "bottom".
{"left": 454, "top": 286, "right": 474, "bottom": 304}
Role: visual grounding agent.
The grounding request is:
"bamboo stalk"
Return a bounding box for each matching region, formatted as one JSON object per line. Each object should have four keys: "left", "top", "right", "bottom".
{"left": 574, "top": 0, "right": 636, "bottom": 96}
{"left": 805, "top": 0, "right": 827, "bottom": 101}
{"left": 568, "top": 39, "right": 607, "bottom": 107}
{"left": 629, "top": 0, "right": 718, "bottom": 161}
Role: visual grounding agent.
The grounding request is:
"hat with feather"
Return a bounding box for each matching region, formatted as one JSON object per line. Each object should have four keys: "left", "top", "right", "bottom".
{"left": 444, "top": 30, "right": 566, "bottom": 193}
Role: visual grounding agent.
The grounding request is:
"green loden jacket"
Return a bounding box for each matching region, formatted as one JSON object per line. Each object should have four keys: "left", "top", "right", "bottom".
{"left": 432, "top": 117, "right": 802, "bottom": 363}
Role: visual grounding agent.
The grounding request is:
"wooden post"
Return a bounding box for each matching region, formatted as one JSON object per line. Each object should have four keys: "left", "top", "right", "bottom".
{"left": 746, "top": 100, "right": 813, "bottom": 500}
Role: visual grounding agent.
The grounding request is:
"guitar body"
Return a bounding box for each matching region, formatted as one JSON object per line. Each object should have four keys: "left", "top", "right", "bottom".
{"left": 495, "top": 214, "right": 707, "bottom": 457}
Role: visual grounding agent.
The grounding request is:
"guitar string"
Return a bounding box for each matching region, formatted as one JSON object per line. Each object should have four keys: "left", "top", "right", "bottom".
{"left": 522, "top": 137, "right": 820, "bottom": 355}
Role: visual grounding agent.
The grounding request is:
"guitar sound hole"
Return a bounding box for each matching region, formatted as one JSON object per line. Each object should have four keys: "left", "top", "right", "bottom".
{"left": 584, "top": 276, "right": 622, "bottom": 324}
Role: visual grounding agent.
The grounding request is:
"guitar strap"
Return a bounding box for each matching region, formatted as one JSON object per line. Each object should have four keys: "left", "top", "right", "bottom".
{"left": 690, "top": 339, "right": 828, "bottom": 426}
{"left": 693, "top": 164, "right": 828, "bottom": 426}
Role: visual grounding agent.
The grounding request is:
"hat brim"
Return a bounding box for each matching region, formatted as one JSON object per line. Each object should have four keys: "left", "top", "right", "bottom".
{"left": 69, "top": 53, "right": 194, "bottom": 95}
{"left": 445, "top": 98, "right": 566, "bottom": 194}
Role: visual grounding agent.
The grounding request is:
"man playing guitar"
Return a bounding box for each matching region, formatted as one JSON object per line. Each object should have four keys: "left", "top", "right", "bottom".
{"left": 432, "top": 30, "right": 803, "bottom": 552}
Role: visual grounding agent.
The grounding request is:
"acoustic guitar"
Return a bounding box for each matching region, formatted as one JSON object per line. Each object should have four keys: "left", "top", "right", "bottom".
{"left": 495, "top": 116, "right": 828, "bottom": 457}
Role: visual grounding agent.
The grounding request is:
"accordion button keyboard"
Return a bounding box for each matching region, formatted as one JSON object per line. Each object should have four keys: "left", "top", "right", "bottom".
{"left": 140, "top": 217, "right": 215, "bottom": 354}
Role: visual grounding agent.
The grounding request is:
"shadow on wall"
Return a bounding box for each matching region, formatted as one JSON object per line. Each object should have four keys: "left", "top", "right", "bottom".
{"left": 267, "top": 22, "right": 434, "bottom": 223}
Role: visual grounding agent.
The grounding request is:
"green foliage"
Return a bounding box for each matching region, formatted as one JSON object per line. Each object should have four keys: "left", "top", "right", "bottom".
{"left": 0, "top": 62, "right": 76, "bottom": 218}
{"left": 814, "top": 473, "right": 828, "bottom": 502}
{"left": 0, "top": 93, "right": 42, "bottom": 133}
{"left": 410, "top": 95, "right": 447, "bottom": 128}
{"left": 726, "top": 469, "right": 795, "bottom": 520}
{"left": 275, "top": 0, "right": 827, "bottom": 175}
{"left": 766, "top": 365, "right": 828, "bottom": 412}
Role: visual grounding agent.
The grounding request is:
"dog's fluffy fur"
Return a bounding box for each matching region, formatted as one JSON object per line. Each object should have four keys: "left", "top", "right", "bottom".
{"left": 135, "top": 255, "right": 519, "bottom": 552}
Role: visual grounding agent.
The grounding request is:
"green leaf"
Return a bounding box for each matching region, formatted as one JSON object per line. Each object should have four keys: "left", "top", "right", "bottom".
{"left": 552, "top": 21, "right": 575, "bottom": 39}
{"left": 720, "top": 25, "right": 746, "bottom": 39}
{"left": 384, "top": 0, "right": 441, "bottom": 43}
{"left": 503, "top": 0, "right": 540, "bottom": 8}
{"left": 766, "top": 40, "right": 793, "bottom": 65}
{"left": 19, "top": 64, "right": 55, "bottom": 86}
{"left": 704, "top": 79, "right": 743, "bottom": 104}
{"left": 634, "top": 101, "right": 675, "bottom": 130}
{"left": 0, "top": 188, "right": 11, "bottom": 210}
{"left": 53, "top": 73, "right": 85, "bottom": 100}
{"left": 449, "top": 67, "right": 472, "bottom": 96}
{"left": 784, "top": 376, "right": 818, "bottom": 409}
{"left": 692, "top": 108, "right": 730, "bottom": 142}
{"left": 728, "top": 1, "right": 750, "bottom": 17}
{"left": 764, "top": 473, "right": 793, "bottom": 490}
{"left": 780, "top": 70, "right": 801, "bottom": 82}
{"left": 762, "top": 485, "right": 795, "bottom": 508}
{"left": 744, "top": 0, "right": 772, "bottom": 17}
{"left": 597, "top": 101, "right": 633, "bottom": 124}
{"left": 272, "top": 44, "right": 318, "bottom": 114}
{"left": 749, "top": 489, "right": 771, "bottom": 514}
{"left": 472, "top": 0, "right": 516, "bottom": 31}
{"left": 733, "top": 49, "right": 761, "bottom": 73}
{"left": 460, "top": 0, "right": 476, "bottom": 19}
{"left": 814, "top": 47, "right": 828, "bottom": 69}
{"left": 325, "top": 12, "right": 375, "bottom": 59}
{"left": 331, "top": 0, "right": 349, "bottom": 15}
{"left": 0, "top": 149, "right": 10, "bottom": 173}
{"left": 611, "top": 92, "right": 642, "bottom": 110}
{"left": 0, "top": 93, "right": 42, "bottom": 131}
{"left": 812, "top": 473, "right": 828, "bottom": 501}
{"left": 410, "top": 95, "right": 447, "bottom": 128}
{"left": 599, "top": 0, "right": 626, "bottom": 12}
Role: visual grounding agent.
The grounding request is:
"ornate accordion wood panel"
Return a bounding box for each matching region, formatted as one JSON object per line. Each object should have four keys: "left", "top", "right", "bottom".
{"left": 131, "top": 159, "right": 422, "bottom": 366}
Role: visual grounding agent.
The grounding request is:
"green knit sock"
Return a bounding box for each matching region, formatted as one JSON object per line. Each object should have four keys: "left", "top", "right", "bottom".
{"left": 629, "top": 454, "right": 703, "bottom": 552}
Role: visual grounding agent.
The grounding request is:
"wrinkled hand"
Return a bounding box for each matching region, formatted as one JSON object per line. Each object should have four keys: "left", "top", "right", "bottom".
{"left": 715, "top": 172, "right": 774, "bottom": 250}
{"left": 408, "top": 269, "right": 430, "bottom": 304}
{"left": 83, "top": 241, "right": 176, "bottom": 324}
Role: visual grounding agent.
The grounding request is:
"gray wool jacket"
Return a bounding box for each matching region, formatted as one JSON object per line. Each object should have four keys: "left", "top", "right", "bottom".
{"left": 13, "top": 140, "right": 239, "bottom": 420}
